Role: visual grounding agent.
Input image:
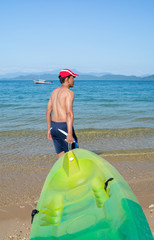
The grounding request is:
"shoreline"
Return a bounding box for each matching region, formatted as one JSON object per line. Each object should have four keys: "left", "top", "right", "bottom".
{"left": 1, "top": 126, "right": 154, "bottom": 136}
{"left": 1, "top": 128, "right": 154, "bottom": 160}
{"left": 0, "top": 148, "right": 154, "bottom": 239}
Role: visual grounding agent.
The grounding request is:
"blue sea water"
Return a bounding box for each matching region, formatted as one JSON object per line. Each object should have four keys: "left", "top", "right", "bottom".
{"left": 0, "top": 80, "right": 154, "bottom": 131}
{"left": 0, "top": 80, "right": 154, "bottom": 157}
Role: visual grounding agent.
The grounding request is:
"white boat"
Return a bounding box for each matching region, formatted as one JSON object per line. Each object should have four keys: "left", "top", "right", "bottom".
{"left": 33, "top": 79, "right": 53, "bottom": 84}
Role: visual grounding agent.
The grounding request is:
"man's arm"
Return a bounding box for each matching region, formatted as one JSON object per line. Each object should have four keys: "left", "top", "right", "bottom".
{"left": 46, "top": 96, "right": 53, "bottom": 141}
{"left": 65, "top": 90, "right": 74, "bottom": 143}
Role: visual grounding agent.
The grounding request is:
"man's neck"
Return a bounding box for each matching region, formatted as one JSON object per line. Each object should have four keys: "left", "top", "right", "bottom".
{"left": 61, "top": 83, "right": 70, "bottom": 89}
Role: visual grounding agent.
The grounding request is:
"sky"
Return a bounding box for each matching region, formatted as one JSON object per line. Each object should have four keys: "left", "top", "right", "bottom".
{"left": 0, "top": 0, "right": 154, "bottom": 76}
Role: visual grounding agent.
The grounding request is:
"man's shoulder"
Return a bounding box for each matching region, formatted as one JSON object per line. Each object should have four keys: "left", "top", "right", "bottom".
{"left": 67, "top": 89, "right": 74, "bottom": 98}
{"left": 67, "top": 88, "right": 74, "bottom": 95}
{"left": 51, "top": 87, "right": 60, "bottom": 95}
{"left": 51, "top": 87, "right": 74, "bottom": 98}
{"left": 54, "top": 87, "right": 61, "bottom": 92}
{"left": 60, "top": 87, "right": 74, "bottom": 96}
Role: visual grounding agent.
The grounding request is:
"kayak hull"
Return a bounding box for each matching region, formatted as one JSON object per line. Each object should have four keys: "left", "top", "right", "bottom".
{"left": 30, "top": 149, "right": 153, "bottom": 240}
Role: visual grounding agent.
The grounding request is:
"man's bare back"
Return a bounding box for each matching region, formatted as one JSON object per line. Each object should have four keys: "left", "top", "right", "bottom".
{"left": 46, "top": 70, "right": 78, "bottom": 158}
{"left": 51, "top": 86, "right": 74, "bottom": 122}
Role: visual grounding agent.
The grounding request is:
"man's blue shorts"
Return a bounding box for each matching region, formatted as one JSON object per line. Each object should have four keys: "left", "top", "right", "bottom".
{"left": 50, "top": 121, "right": 78, "bottom": 154}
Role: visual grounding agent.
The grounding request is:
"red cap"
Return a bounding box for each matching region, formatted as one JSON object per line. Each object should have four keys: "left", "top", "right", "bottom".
{"left": 59, "top": 69, "right": 79, "bottom": 79}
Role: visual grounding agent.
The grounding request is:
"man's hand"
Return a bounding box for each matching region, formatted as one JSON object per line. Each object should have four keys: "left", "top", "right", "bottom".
{"left": 66, "top": 134, "right": 74, "bottom": 144}
{"left": 47, "top": 130, "right": 52, "bottom": 141}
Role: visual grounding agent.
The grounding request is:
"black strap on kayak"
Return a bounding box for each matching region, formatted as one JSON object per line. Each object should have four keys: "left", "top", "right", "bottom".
{"left": 31, "top": 209, "right": 39, "bottom": 224}
{"left": 104, "top": 178, "right": 114, "bottom": 191}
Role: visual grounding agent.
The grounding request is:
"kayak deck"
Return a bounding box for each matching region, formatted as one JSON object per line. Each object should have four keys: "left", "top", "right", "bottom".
{"left": 30, "top": 149, "right": 153, "bottom": 240}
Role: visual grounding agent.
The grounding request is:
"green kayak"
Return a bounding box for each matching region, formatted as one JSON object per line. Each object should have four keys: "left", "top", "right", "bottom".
{"left": 29, "top": 149, "right": 153, "bottom": 240}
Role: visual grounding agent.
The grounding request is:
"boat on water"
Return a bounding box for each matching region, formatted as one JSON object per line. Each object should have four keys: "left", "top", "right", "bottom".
{"left": 33, "top": 79, "right": 53, "bottom": 84}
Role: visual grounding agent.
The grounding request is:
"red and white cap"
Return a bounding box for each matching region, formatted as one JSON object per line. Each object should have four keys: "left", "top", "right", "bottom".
{"left": 59, "top": 69, "right": 79, "bottom": 79}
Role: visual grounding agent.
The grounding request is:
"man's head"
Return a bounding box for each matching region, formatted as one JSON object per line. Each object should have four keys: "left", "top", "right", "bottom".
{"left": 58, "top": 69, "right": 79, "bottom": 87}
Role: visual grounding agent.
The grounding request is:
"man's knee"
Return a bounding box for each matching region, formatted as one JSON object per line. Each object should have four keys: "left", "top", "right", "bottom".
{"left": 57, "top": 151, "right": 65, "bottom": 159}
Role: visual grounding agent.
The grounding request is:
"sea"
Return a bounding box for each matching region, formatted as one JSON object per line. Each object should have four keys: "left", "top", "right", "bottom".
{"left": 0, "top": 80, "right": 154, "bottom": 159}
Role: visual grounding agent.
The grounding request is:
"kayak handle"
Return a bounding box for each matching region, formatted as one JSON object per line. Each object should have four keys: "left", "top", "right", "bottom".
{"left": 104, "top": 178, "right": 114, "bottom": 191}
{"left": 31, "top": 209, "right": 39, "bottom": 224}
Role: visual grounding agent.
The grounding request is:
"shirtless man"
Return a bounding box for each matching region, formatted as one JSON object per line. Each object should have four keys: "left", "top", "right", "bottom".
{"left": 46, "top": 69, "right": 79, "bottom": 159}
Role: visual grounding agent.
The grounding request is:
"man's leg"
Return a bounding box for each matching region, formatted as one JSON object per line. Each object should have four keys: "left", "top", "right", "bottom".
{"left": 57, "top": 151, "right": 65, "bottom": 159}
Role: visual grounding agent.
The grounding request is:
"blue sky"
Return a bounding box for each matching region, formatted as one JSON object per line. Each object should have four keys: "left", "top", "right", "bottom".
{"left": 0, "top": 0, "right": 154, "bottom": 75}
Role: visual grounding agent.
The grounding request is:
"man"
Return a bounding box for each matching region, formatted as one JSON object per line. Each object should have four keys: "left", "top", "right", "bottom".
{"left": 46, "top": 69, "right": 79, "bottom": 159}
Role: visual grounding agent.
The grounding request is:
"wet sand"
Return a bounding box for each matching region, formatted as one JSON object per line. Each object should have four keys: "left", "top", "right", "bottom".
{"left": 0, "top": 149, "right": 154, "bottom": 239}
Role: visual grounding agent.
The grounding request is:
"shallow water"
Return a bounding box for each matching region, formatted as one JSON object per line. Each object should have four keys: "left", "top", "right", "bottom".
{"left": 0, "top": 128, "right": 154, "bottom": 164}
{"left": 0, "top": 80, "right": 154, "bottom": 162}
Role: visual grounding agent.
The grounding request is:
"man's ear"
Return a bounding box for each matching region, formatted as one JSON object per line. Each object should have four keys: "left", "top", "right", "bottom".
{"left": 65, "top": 77, "right": 69, "bottom": 83}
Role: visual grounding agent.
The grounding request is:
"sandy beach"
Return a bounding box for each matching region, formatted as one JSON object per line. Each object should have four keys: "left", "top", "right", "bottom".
{"left": 1, "top": 0, "right": 154, "bottom": 237}
{"left": 0, "top": 148, "right": 154, "bottom": 239}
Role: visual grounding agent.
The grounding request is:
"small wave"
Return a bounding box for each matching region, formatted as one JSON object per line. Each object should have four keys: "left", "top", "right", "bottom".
{"left": 133, "top": 117, "right": 154, "bottom": 122}
{"left": 98, "top": 103, "right": 122, "bottom": 107}
{"left": 1, "top": 127, "right": 154, "bottom": 138}
{"left": 76, "top": 127, "right": 154, "bottom": 137}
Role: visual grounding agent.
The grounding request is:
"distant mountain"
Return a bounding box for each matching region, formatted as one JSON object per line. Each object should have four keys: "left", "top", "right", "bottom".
{"left": 0, "top": 73, "right": 58, "bottom": 80}
{"left": 141, "top": 75, "right": 154, "bottom": 81}
{"left": 0, "top": 71, "right": 154, "bottom": 81}
{"left": 97, "top": 74, "right": 140, "bottom": 81}
{"left": 0, "top": 72, "right": 32, "bottom": 79}
{"left": 0, "top": 70, "right": 61, "bottom": 79}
